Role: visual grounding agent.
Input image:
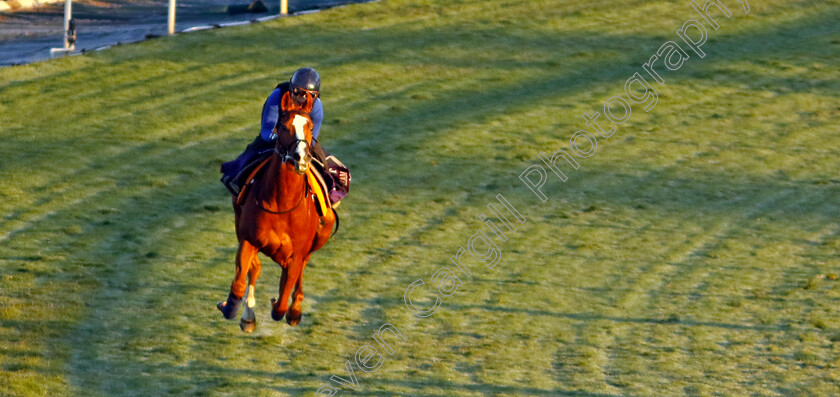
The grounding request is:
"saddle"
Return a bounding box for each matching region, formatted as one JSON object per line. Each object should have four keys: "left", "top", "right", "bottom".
{"left": 235, "top": 157, "right": 335, "bottom": 219}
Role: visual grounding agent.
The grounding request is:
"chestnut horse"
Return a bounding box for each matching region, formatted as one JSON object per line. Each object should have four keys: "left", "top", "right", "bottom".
{"left": 217, "top": 92, "right": 336, "bottom": 331}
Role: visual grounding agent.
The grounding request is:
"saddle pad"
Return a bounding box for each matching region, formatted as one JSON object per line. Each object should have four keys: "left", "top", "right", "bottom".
{"left": 306, "top": 166, "right": 331, "bottom": 217}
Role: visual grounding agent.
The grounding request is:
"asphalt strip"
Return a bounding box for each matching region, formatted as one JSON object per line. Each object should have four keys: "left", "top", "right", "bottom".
{"left": 0, "top": 0, "right": 376, "bottom": 67}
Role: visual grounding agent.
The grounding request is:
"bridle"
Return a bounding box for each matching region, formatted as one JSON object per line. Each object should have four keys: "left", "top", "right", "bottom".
{"left": 254, "top": 112, "right": 313, "bottom": 215}
{"left": 275, "top": 137, "right": 311, "bottom": 166}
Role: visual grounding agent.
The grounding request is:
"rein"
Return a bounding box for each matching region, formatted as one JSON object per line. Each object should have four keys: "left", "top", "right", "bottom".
{"left": 275, "top": 138, "right": 310, "bottom": 164}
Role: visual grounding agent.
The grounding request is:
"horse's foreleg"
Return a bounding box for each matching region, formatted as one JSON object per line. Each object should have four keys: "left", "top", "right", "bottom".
{"left": 218, "top": 240, "right": 258, "bottom": 320}
{"left": 240, "top": 255, "right": 261, "bottom": 332}
{"left": 270, "top": 269, "right": 287, "bottom": 321}
{"left": 286, "top": 275, "right": 304, "bottom": 326}
{"left": 271, "top": 259, "right": 302, "bottom": 322}
{"left": 286, "top": 257, "right": 308, "bottom": 326}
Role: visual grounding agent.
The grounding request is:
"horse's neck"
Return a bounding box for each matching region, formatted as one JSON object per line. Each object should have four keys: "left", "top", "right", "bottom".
{"left": 258, "top": 155, "right": 305, "bottom": 205}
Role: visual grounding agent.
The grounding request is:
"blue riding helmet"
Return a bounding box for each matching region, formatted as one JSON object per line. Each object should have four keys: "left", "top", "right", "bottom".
{"left": 290, "top": 67, "right": 320, "bottom": 101}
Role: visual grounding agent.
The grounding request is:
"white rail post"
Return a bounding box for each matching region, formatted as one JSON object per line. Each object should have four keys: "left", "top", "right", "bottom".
{"left": 63, "top": 0, "right": 73, "bottom": 48}
{"left": 168, "top": 0, "right": 176, "bottom": 35}
{"left": 50, "top": 0, "right": 75, "bottom": 56}
{"left": 280, "top": 0, "right": 287, "bottom": 15}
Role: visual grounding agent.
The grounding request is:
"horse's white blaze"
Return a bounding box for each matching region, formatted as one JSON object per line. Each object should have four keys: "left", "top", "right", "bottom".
{"left": 292, "top": 114, "right": 308, "bottom": 140}
{"left": 292, "top": 114, "right": 309, "bottom": 158}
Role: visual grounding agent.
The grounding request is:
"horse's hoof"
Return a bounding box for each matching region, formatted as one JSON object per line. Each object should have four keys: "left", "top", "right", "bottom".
{"left": 217, "top": 292, "right": 243, "bottom": 320}
{"left": 286, "top": 313, "right": 301, "bottom": 326}
{"left": 240, "top": 318, "right": 256, "bottom": 333}
{"left": 270, "top": 297, "right": 285, "bottom": 321}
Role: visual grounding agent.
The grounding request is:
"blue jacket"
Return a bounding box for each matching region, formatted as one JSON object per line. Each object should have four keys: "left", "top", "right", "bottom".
{"left": 260, "top": 82, "right": 324, "bottom": 143}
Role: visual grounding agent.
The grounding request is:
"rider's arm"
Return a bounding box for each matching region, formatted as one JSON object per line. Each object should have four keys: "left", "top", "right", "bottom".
{"left": 260, "top": 89, "right": 282, "bottom": 141}
{"left": 311, "top": 98, "right": 324, "bottom": 143}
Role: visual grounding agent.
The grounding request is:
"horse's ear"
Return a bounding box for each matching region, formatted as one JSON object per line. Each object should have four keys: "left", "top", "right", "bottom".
{"left": 280, "top": 91, "right": 297, "bottom": 112}
{"left": 280, "top": 91, "right": 315, "bottom": 113}
{"left": 300, "top": 95, "right": 314, "bottom": 113}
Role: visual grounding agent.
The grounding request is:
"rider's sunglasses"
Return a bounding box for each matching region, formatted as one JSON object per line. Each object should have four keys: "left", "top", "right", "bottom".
{"left": 293, "top": 87, "right": 319, "bottom": 100}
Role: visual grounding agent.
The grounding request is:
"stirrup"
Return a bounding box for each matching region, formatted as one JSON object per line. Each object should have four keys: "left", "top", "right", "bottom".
{"left": 220, "top": 175, "right": 241, "bottom": 196}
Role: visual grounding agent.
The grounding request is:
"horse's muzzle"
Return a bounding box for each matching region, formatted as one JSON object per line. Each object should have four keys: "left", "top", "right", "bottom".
{"left": 286, "top": 150, "right": 310, "bottom": 175}
{"left": 295, "top": 155, "right": 310, "bottom": 175}
{"left": 295, "top": 162, "right": 309, "bottom": 175}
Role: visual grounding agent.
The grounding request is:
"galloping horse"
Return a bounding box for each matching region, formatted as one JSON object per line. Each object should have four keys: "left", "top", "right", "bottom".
{"left": 217, "top": 92, "right": 336, "bottom": 331}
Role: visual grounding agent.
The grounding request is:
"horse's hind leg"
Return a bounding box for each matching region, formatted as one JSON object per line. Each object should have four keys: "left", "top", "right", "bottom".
{"left": 218, "top": 240, "right": 258, "bottom": 319}
{"left": 286, "top": 258, "right": 308, "bottom": 326}
{"left": 240, "top": 256, "right": 261, "bottom": 332}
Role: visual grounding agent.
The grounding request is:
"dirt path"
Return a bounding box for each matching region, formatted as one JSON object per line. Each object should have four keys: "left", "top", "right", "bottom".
{"left": 0, "top": 0, "right": 362, "bottom": 66}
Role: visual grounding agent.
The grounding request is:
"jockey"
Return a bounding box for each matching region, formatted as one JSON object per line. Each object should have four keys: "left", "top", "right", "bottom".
{"left": 221, "top": 67, "right": 327, "bottom": 196}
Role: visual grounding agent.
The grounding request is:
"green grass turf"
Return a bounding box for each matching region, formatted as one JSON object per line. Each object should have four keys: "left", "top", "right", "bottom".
{"left": 1, "top": 0, "right": 840, "bottom": 395}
